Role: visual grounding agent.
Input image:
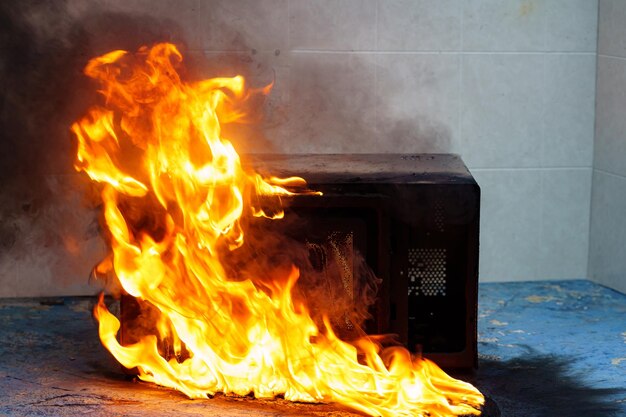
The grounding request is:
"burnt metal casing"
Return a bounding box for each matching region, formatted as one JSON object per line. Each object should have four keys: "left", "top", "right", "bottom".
{"left": 120, "top": 154, "right": 480, "bottom": 369}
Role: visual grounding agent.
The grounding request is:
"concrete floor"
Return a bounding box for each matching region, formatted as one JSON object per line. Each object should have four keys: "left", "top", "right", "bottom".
{"left": 0, "top": 280, "right": 624, "bottom": 417}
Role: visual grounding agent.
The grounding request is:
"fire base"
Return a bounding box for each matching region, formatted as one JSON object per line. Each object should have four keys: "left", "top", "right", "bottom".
{"left": 120, "top": 154, "right": 480, "bottom": 369}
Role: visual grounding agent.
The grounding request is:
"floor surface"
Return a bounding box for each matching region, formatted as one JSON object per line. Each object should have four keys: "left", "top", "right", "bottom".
{"left": 474, "top": 280, "right": 625, "bottom": 417}
{"left": 0, "top": 280, "right": 624, "bottom": 417}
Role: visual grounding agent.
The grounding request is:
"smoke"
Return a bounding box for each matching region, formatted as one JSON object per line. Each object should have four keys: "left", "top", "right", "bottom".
{"left": 0, "top": 1, "right": 266, "bottom": 296}
{"left": 0, "top": 0, "right": 448, "bottom": 330}
{"left": 270, "top": 51, "right": 453, "bottom": 154}
{"left": 0, "top": 1, "right": 97, "bottom": 296}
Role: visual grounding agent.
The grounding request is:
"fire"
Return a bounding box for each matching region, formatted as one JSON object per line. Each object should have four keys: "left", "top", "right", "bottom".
{"left": 72, "top": 43, "right": 484, "bottom": 416}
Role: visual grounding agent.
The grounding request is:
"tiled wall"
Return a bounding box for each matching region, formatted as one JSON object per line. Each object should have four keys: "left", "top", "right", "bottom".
{"left": 205, "top": 0, "right": 597, "bottom": 283}
{"left": 589, "top": 0, "right": 626, "bottom": 293}
{"left": 0, "top": 1, "right": 599, "bottom": 297}
{"left": 206, "top": 0, "right": 597, "bottom": 283}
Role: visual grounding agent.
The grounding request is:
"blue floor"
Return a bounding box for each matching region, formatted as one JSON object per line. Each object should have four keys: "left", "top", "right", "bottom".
{"left": 0, "top": 280, "right": 624, "bottom": 416}
{"left": 475, "top": 280, "right": 626, "bottom": 417}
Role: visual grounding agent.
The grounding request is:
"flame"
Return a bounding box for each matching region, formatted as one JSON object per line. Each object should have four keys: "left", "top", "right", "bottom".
{"left": 72, "top": 43, "right": 483, "bottom": 416}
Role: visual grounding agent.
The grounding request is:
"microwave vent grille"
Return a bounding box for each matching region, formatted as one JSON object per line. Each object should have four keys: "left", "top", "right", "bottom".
{"left": 407, "top": 248, "right": 447, "bottom": 297}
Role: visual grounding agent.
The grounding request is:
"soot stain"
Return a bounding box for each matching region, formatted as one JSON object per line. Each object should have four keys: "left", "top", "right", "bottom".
{"left": 472, "top": 349, "right": 625, "bottom": 417}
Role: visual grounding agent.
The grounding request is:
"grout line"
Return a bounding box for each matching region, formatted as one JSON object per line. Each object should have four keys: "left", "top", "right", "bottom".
{"left": 470, "top": 166, "right": 592, "bottom": 172}
{"left": 374, "top": 0, "right": 379, "bottom": 137}
{"left": 587, "top": 4, "right": 601, "bottom": 281}
{"left": 459, "top": 0, "right": 464, "bottom": 52}
{"left": 538, "top": 150, "right": 545, "bottom": 280}
{"left": 539, "top": 0, "right": 550, "bottom": 276}
{"left": 593, "top": 167, "right": 626, "bottom": 180}
{"left": 374, "top": 0, "right": 378, "bottom": 52}
{"left": 597, "top": 53, "right": 626, "bottom": 61}
{"left": 287, "top": 0, "right": 291, "bottom": 52}
{"left": 457, "top": 57, "right": 463, "bottom": 155}
{"left": 196, "top": 50, "right": 274, "bottom": 55}
{"left": 186, "top": 49, "right": 598, "bottom": 56}
{"left": 537, "top": 45, "right": 547, "bottom": 283}
{"left": 542, "top": 0, "right": 548, "bottom": 53}
{"left": 585, "top": 167, "right": 595, "bottom": 280}
{"left": 458, "top": 2, "right": 464, "bottom": 155}
{"left": 541, "top": 49, "right": 547, "bottom": 169}
{"left": 277, "top": 50, "right": 597, "bottom": 55}
{"left": 286, "top": 0, "right": 292, "bottom": 144}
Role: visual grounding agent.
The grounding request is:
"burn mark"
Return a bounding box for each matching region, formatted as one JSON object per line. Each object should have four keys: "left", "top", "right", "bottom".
{"left": 39, "top": 298, "right": 65, "bottom": 306}
{"left": 25, "top": 392, "right": 140, "bottom": 407}
{"left": 474, "top": 350, "right": 626, "bottom": 417}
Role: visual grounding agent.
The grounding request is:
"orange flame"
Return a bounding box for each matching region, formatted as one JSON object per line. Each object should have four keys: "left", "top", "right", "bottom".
{"left": 72, "top": 43, "right": 483, "bottom": 416}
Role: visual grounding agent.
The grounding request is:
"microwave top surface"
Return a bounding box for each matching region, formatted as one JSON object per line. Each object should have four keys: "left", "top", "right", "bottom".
{"left": 244, "top": 154, "right": 476, "bottom": 185}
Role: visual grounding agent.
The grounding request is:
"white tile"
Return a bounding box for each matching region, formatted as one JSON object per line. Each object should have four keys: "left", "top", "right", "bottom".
{"left": 289, "top": 0, "right": 377, "bottom": 50}
{"left": 472, "top": 169, "right": 543, "bottom": 282}
{"left": 598, "top": 0, "right": 626, "bottom": 57}
{"left": 545, "top": 0, "right": 598, "bottom": 52}
{"left": 589, "top": 170, "right": 626, "bottom": 294}
{"left": 463, "top": 0, "right": 544, "bottom": 51}
{"left": 375, "top": 53, "right": 460, "bottom": 153}
{"left": 377, "top": 0, "right": 461, "bottom": 51}
{"left": 540, "top": 168, "right": 592, "bottom": 279}
{"left": 199, "top": 0, "right": 289, "bottom": 52}
{"left": 594, "top": 56, "right": 626, "bottom": 176}
{"left": 281, "top": 52, "right": 377, "bottom": 153}
{"left": 543, "top": 54, "right": 596, "bottom": 167}
{"left": 461, "top": 54, "right": 544, "bottom": 168}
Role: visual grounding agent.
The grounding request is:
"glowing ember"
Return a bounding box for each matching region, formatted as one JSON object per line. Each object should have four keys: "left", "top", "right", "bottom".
{"left": 71, "top": 43, "right": 484, "bottom": 416}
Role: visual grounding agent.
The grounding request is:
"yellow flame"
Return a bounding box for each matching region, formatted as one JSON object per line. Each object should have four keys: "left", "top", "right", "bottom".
{"left": 73, "top": 43, "right": 483, "bottom": 416}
